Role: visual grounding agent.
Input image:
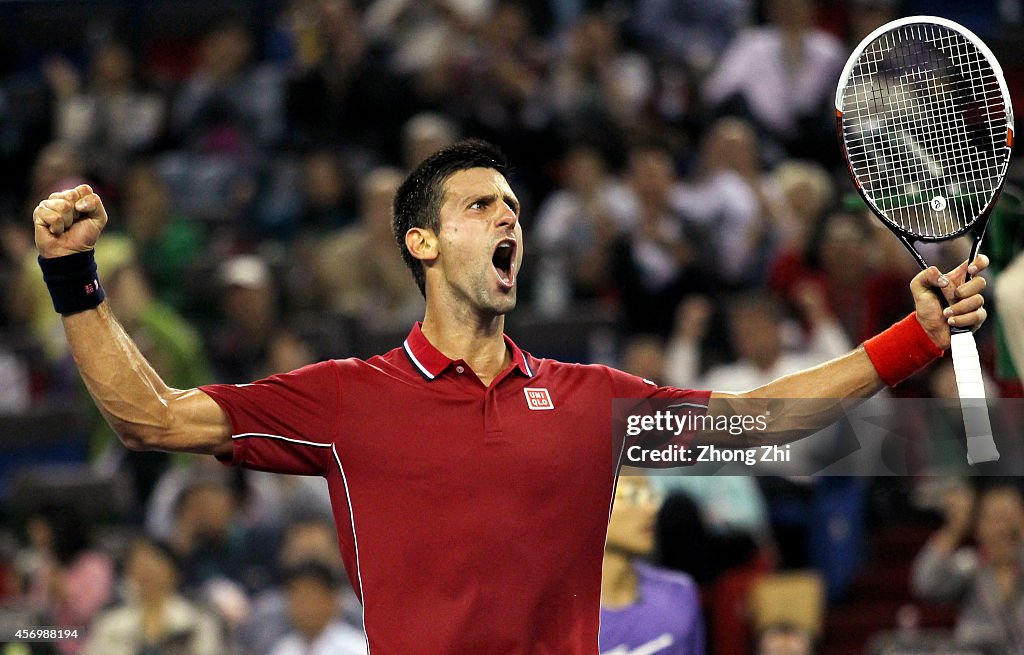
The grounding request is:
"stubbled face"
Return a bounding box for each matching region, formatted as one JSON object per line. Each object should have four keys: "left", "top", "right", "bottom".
{"left": 606, "top": 476, "right": 661, "bottom": 557}
{"left": 431, "top": 167, "right": 523, "bottom": 316}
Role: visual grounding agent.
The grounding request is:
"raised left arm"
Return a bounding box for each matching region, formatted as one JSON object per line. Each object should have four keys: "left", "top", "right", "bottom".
{"left": 698, "top": 255, "right": 989, "bottom": 447}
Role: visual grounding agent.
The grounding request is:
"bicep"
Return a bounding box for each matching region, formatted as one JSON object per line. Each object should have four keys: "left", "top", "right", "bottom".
{"left": 161, "top": 387, "right": 232, "bottom": 457}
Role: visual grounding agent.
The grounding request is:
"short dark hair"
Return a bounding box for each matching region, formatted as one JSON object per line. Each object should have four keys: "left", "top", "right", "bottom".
{"left": 393, "top": 139, "right": 512, "bottom": 297}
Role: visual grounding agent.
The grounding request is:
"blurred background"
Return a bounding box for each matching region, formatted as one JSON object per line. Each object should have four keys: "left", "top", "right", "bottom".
{"left": 0, "top": 0, "right": 1023, "bottom": 653}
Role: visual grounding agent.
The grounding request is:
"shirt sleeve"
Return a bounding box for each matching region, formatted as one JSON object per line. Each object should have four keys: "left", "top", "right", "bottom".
{"left": 604, "top": 366, "right": 712, "bottom": 456}
{"left": 199, "top": 361, "right": 339, "bottom": 477}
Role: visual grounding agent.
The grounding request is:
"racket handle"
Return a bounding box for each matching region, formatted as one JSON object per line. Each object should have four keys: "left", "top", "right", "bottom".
{"left": 950, "top": 331, "right": 999, "bottom": 464}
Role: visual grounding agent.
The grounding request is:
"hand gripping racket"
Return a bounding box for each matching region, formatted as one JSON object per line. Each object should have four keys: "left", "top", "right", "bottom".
{"left": 836, "top": 16, "right": 1014, "bottom": 464}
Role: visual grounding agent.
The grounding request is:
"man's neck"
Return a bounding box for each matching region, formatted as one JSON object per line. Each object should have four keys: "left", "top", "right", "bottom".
{"left": 421, "top": 301, "right": 510, "bottom": 387}
{"left": 600, "top": 551, "right": 639, "bottom": 609}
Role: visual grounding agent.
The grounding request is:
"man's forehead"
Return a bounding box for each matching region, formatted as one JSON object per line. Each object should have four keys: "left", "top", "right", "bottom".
{"left": 443, "top": 167, "right": 514, "bottom": 197}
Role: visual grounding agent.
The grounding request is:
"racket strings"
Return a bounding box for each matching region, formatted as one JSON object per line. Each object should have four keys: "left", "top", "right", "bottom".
{"left": 841, "top": 22, "right": 1009, "bottom": 238}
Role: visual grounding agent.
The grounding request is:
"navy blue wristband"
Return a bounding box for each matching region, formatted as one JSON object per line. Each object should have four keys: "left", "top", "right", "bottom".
{"left": 38, "top": 251, "right": 105, "bottom": 315}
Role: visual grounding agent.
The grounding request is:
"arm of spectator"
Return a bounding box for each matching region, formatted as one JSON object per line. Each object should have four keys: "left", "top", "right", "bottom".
{"left": 911, "top": 485, "right": 976, "bottom": 602}
{"left": 911, "top": 539, "right": 976, "bottom": 603}
{"left": 664, "top": 296, "right": 712, "bottom": 388}
{"left": 33, "top": 186, "right": 232, "bottom": 457}
{"left": 701, "top": 30, "right": 753, "bottom": 107}
{"left": 792, "top": 282, "right": 851, "bottom": 359}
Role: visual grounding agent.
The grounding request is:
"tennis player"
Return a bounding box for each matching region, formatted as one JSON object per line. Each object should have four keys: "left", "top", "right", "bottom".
{"left": 34, "top": 140, "right": 988, "bottom": 654}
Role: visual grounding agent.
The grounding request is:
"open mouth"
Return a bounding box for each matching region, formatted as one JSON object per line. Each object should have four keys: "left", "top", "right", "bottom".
{"left": 492, "top": 238, "right": 516, "bottom": 289}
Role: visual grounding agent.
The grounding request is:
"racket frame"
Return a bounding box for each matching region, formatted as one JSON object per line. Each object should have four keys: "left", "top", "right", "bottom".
{"left": 834, "top": 16, "right": 1015, "bottom": 464}
{"left": 835, "top": 15, "right": 1014, "bottom": 268}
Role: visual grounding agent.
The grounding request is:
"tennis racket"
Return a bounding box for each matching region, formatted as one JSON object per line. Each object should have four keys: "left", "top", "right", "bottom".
{"left": 835, "top": 16, "right": 1014, "bottom": 465}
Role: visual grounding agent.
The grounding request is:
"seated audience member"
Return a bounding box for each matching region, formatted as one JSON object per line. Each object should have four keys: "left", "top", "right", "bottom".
{"left": 600, "top": 473, "right": 704, "bottom": 655}
{"left": 313, "top": 167, "right": 423, "bottom": 330}
{"left": 756, "top": 623, "right": 815, "bottom": 655}
{"left": 84, "top": 536, "right": 225, "bottom": 655}
{"left": 118, "top": 162, "right": 206, "bottom": 312}
{"left": 237, "top": 515, "right": 360, "bottom": 655}
{"left": 269, "top": 561, "right": 366, "bottom": 655}
{"left": 18, "top": 506, "right": 114, "bottom": 655}
{"left": 912, "top": 482, "right": 1024, "bottom": 652}
{"left": 167, "top": 477, "right": 261, "bottom": 594}
{"left": 209, "top": 254, "right": 280, "bottom": 383}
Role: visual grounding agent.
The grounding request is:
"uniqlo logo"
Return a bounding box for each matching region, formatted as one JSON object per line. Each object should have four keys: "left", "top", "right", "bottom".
{"left": 524, "top": 388, "right": 554, "bottom": 410}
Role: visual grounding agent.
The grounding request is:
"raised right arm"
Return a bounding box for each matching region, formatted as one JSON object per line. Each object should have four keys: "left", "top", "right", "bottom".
{"left": 34, "top": 185, "right": 231, "bottom": 456}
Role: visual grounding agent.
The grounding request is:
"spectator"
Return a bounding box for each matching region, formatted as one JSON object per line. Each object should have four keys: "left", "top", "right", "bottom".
{"left": 287, "top": 0, "right": 412, "bottom": 153}
{"left": 43, "top": 43, "right": 165, "bottom": 186}
{"left": 18, "top": 506, "right": 115, "bottom": 655}
{"left": 173, "top": 16, "right": 284, "bottom": 152}
{"left": 546, "top": 12, "right": 654, "bottom": 150}
{"left": 402, "top": 112, "right": 461, "bottom": 172}
{"left": 677, "top": 117, "right": 784, "bottom": 286}
{"left": 912, "top": 482, "right": 1024, "bottom": 652}
{"left": 702, "top": 0, "right": 844, "bottom": 159}
{"left": 766, "top": 159, "right": 835, "bottom": 267}
{"left": 532, "top": 145, "right": 622, "bottom": 314}
{"left": 163, "top": 15, "right": 283, "bottom": 223}
{"left": 632, "top": 0, "right": 751, "bottom": 73}
{"left": 363, "top": 0, "right": 489, "bottom": 79}
{"left": 209, "top": 254, "right": 280, "bottom": 383}
{"left": 600, "top": 472, "right": 704, "bottom": 655}
{"left": 84, "top": 536, "right": 225, "bottom": 655}
{"left": 297, "top": 150, "right": 356, "bottom": 232}
{"left": 237, "top": 516, "right": 360, "bottom": 655}
{"left": 313, "top": 167, "right": 423, "bottom": 329}
{"left": 269, "top": 561, "right": 366, "bottom": 655}
{"left": 162, "top": 474, "right": 274, "bottom": 604}
{"left": 118, "top": 162, "right": 206, "bottom": 312}
{"left": 462, "top": 2, "right": 551, "bottom": 149}
{"left": 606, "top": 144, "right": 710, "bottom": 337}
{"left": 0, "top": 351, "right": 28, "bottom": 411}
{"left": 665, "top": 288, "right": 849, "bottom": 395}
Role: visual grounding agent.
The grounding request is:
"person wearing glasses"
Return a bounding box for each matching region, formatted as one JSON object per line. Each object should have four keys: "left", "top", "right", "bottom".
{"left": 600, "top": 472, "right": 705, "bottom": 655}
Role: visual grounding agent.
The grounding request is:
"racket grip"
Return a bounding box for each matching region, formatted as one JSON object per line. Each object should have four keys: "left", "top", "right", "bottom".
{"left": 950, "top": 331, "right": 999, "bottom": 464}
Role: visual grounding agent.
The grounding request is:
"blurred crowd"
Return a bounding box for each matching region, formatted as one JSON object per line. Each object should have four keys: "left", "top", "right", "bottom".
{"left": 0, "top": 0, "right": 1023, "bottom": 653}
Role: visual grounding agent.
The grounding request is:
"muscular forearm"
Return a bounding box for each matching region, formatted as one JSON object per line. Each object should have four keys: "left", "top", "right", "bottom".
{"left": 64, "top": 303, "right": 228, "bottom": 454}
{"left": 35, "top": 186, "right": 230, "bottom": 456}
{"left": 753, "top": 347, "right": 883, "bottom": 400}
{"left": 702, "top": 348, "right": 883, "bottom": 447}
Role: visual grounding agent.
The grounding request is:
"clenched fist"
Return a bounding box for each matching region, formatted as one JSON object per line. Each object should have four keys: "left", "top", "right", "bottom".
{"left": 33, "top": 184, "right": 108, "bottom": 259}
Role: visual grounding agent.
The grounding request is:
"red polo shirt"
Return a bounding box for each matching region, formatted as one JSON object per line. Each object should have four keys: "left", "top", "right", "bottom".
{"left": 200, "top": 323, "right": 710, "bottom": 654}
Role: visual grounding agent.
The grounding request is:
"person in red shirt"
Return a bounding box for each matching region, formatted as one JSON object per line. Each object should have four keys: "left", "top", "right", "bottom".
{"left": 33, "top": 140, "right": 988, "bottom": 654}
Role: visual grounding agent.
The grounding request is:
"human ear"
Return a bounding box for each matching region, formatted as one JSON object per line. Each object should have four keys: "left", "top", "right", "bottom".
{"left": 405, "top": 227, "right": 438, "bottom": 263}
